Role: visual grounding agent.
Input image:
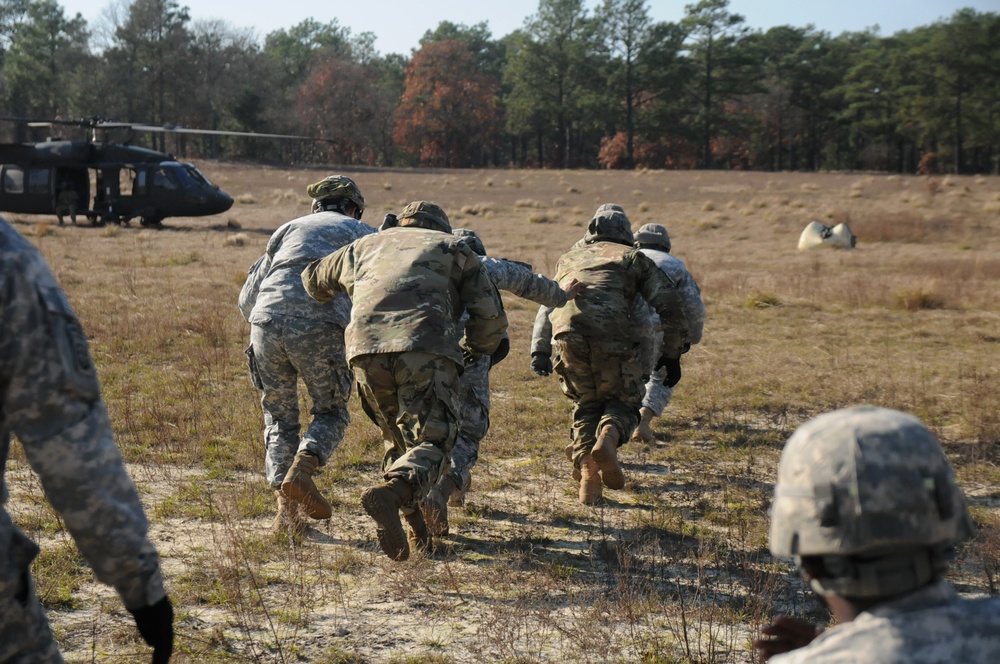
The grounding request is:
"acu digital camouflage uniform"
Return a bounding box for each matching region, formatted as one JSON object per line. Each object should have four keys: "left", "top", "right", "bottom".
{"left": 0, "top": 218, "right": 170, "bottom": 662}
{"left": 427, "top": 228, "right": 571, "bottom": 532}
{"left": 536, "top": 206, "right": 687, "bottom": 502}
{"left": 632, "top": 223, "right": 705, "bottom": 439}
{"left": 766, "top": 406, "right": 1000, "bottom": 664}
{"left": 302, "top": 202, "right": 507, "bottom": 560}
{"left": 240, "top": 207, "right": 374, "bottom": 491}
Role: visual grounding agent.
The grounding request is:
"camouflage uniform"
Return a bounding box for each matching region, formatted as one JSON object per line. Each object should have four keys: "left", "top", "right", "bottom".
{"left": 302, "top": 206, "right": 507, "bottom": 509}
{"left": 0, "top": 218, "right": 167, "bottom": 661}
{"left": 240, "top": 210, "right": 375, "bottom": 489}
{"left": 542, "top": 215, "right": 687, "bottom": 466}
{"left": 770, "top": 580, "right": 1000, "bottom": 663}
{"left": 635, "top": 247, "right": 704, "bottom": 416}
{"left": 447, "top": 230, "right": 570, "bottom": 493}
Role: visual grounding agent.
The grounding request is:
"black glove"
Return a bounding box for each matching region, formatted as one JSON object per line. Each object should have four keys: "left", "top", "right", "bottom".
{"left": 379, "top": 213, "right": 398, "bottom": 231}
{"left": 655, "top": 355, "right": 682, "bottom": 388}
{"left": 681, "top": 342, "right": 691, "bottom": 355}
{"left": 490, "top": 337, "right": 510, "bottom": 368}
{"left": 130, "top": 595, "right": 174, "bottom": 663}
{"left": 530, "top": 352, "right": 553, "bottom": 377}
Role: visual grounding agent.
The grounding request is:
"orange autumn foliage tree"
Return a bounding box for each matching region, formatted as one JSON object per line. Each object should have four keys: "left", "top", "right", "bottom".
{"left": 298, "top": 58, "right": 383, "bottom": 165}
{"left": 393, "top": 40, "right": 501, "bottom": 167}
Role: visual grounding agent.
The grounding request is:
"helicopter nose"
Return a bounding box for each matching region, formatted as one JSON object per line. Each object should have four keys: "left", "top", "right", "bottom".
{"left": 212, "top": 191, "right": 234, "bottom": 214}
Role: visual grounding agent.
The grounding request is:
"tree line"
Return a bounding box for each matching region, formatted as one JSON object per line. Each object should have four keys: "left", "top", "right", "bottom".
{"left": 0, "top": 0, "right": 997, "bottom": 174}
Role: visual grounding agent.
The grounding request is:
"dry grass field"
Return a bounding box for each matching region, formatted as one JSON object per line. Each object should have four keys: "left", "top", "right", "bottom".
{"left": 6, "top": 165, "right": 1000, "bottom": 663}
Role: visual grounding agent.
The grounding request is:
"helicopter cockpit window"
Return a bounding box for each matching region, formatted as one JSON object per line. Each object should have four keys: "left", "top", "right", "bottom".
{"left": 29, "top": 169, "right": 50, "bottom": 195}
{"left": 153, "top": 167, "right": 179, "bottom": 190}
{"left": 183, "top": 164, "right": 214, "bottom": 187}
{"left": 2, "top": 167, "right": 24, "bottom": 194}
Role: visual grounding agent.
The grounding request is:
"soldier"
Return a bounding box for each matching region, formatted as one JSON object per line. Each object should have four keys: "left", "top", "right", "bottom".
{"left": 420, "top": 228, "right": 584, "bottom": 536}
{"left": 530, "top": 205, "right": 688, "bottom": 504}
{"left": 239, "top": 175, "right": 374, "bottom": 533}
{"left": 630, "top": 223, "right": 705, "bottom": 443}
{"left": 302, "top": 201, "right": 507, "bottom": 560}
{"left": 0, "top": 217, "right": 173, "bottom": 662}
{"left": 755, "top": 405, "right": 1000, "bottom": 663}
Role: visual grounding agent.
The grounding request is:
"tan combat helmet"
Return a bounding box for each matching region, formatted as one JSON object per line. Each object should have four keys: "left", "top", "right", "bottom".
{"left": 397, "top": 201, "right": 452, "bottom": 233}
{"left": 583, "top": 204, "right": 633, "bottom": 246}
{"left": 306, "top": 175, "right": 366, "bottom": 216}
{"left": 634, "top": 223, "right": 671, "bottom": 252}
{"left": 770, "top": 405, "right": 974, "bottom": 598}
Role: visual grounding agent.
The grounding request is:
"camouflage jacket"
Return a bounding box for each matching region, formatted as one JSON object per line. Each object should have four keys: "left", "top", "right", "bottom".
{"left": 481, "top": 257, "right": 567, "bottom": 307}
{"left": 0, "top": 218, "right": 166, "bottom": 610}
{"left": 547, "top": 240, "right": 688, "bottom": 356}
{"left": 302, "top": 226, "right": 508, "bottom": 365}
{"left": 239, "top": 211, "right": 375, "bottom": 326}
{"left": 637, "top": 248, "right": 704, "bottom": 345}
{"left": 771, "top": 581, "right": 1000, "bottom": 664}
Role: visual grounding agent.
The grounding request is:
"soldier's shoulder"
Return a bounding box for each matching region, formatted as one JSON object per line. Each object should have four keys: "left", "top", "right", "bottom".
{"left": 0, "top": 219, "right": 41, "bottom": 269}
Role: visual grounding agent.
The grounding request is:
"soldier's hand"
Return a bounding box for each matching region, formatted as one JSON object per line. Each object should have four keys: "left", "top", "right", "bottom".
{"left": 655, "top": 355, "right": 681, "bottom": 387}
{"left": 129, "top": 595, "right": 174, "bottom": 663}
{"left": 563, "top": 278, "right": 586, "bottom": 300}
{"left": 753, "top": 616, "right": 822, "bottom": 661}
{"left": 681, "top": 342, "right": 691, "bottom": 355}
{"left": 530, "top": 352, "right": 553, "bottom": 377}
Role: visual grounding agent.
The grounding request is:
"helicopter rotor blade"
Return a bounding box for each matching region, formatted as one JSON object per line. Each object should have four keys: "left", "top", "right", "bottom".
{"left": 128, "top": 124, "right": 332, "bottom": 143}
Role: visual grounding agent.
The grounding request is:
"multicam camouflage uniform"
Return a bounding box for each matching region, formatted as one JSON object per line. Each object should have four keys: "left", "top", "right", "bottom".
{"left": 635, "top": 239, "right": 704, "bottom": 417}
{"left": 240, "top": 210, "right": 374, "bottom": 489}
{"left": 543, "top": 211, "right": 687, "bottom": 466}
{"left": 302, "top": 206, "right": 507, "bottom": 510}
{"left": 446, "top": 228, "right": 570, "bottom": 494}
{"left": 0, "top": 218, "right": 167, "bottom": 661}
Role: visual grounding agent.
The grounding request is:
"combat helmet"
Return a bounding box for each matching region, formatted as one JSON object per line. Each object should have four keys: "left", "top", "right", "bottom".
{"left": 306, "top": 175, "right": 366, "bottom": 216}
{"left": 583, "top": 204, "right": 633, "bottom": 246}
{"left": 770, "top": 405, "right": 974, "bottom": 599}
{"left": 453, "top": 228, "right": 486, "bottom": 256}
{"left": 634, "top": 223, "right": 671, "bottom": 252}
{"left": 397, "top": 201, "right": 452, "bottom": 233}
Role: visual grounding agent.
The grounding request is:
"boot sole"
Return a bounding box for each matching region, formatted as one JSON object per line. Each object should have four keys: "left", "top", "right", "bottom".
{"left": 361, "top": 488, "right": 410, "bottom": 561}
{"left": 281, "top": 479, "right": 333, "bottom": 520}
{"left": 592, "top": 443, "right": 626, "bottom": 490}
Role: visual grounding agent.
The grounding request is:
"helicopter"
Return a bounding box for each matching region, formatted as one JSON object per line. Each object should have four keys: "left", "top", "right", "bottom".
{"left": 0, "top": 117, "right": 322, "bottom": 227}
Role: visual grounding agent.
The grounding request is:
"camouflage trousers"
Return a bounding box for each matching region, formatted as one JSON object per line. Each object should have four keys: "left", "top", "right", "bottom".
{"left": 0, "top": 512, "right": 64, "bottom": 663}
{"left": 250, "top": 315, "right": 352, "bottom": 488}
{"left": 446, "top": 355, "right": 491, "bottom": 492}
{"left": 351, "top": 352, "right": 461, "bottom": 509}
{"left": 553, "top": 333, "right": 644, "bottom": 465}
{"left": 641, "top": 329, "right": 673, "bottom": 416}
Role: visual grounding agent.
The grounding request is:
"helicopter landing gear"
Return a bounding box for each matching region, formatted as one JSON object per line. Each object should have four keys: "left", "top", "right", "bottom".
{"left": 140, "top": 216, "right": 162, "bottom": 228}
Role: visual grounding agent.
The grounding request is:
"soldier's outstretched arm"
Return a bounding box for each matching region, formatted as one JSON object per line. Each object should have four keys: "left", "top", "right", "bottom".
{"left": 302, "top": 244, "right": 354, "bottom": 303}
{"left": 530, "top": 305, "right": 554, "bottom": 357}
{"left": 459, "top": 255, "right": 508, "bottom": 356}
{"left": 1, "top": 236, "right": 172, "bottom": 656}
{"left": 483, "top": 256, "right": 576, "bottom": 308}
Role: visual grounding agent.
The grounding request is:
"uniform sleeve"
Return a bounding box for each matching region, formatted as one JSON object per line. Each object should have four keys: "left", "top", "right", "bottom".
{"left": 632, "top": 298, "right": 658, "bottom": 370}
{"left": 483, "top": 257, "right": 568, "bottom": 307}
{"left": 0, "top": 255, "right": 166, "bottom": 610}
{"left": 631, "top": 252, "right": 689, "bottom": 358}
{"left": 238, "top": 253, "right": 270, "bottom": 321}
{"left": 681, "top": 276, "right": 705, "bottom": 345}
{"left": 302, "top": 244, "right": 353, "bottom": 303}
{"left": 459, "top": 252, "right": 508, "bottom": 356}
{"left": 530, "top": 305, "right": 554, "bottom": 356}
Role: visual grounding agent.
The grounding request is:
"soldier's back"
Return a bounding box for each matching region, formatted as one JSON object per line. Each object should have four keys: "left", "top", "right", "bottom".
{"left": 550, "top": 242, "right": 636, "bottom": 340}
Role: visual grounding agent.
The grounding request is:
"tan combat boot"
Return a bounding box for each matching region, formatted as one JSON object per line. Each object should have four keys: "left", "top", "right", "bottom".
{"left": 404, "top": 510, "right": 433, "bottom": 555}
{"left": 281, "top": 452, "right": 333, "bottom": 520}
{"left": 423, "top": 476, "right": 458, "bottom": 536}
{"left": 579, "top": 454, "right": 602, "bottom": 504}
{"left": 565, "top": 441, "right": 582, "bottom": 481}
{"left": 271, "top": 490, "right": 307, "bottom": 536}
{"left": 630, "top": 407, "right": 656, "bottom": 444}
{"left": 592, "top": 424, "right": 625, "bottom": 489}
{"left": 361, "top": 477, "right": 415, "bottom": 561}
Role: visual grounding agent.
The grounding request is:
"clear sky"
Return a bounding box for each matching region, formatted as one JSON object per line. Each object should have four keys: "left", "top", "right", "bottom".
{"left": 58, "top": 0, "right": 998, "bottom": 56}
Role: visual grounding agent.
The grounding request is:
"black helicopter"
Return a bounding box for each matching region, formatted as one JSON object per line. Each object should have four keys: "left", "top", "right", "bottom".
{"left": 0, "top": 117, "right": 319, "bottom": 227}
